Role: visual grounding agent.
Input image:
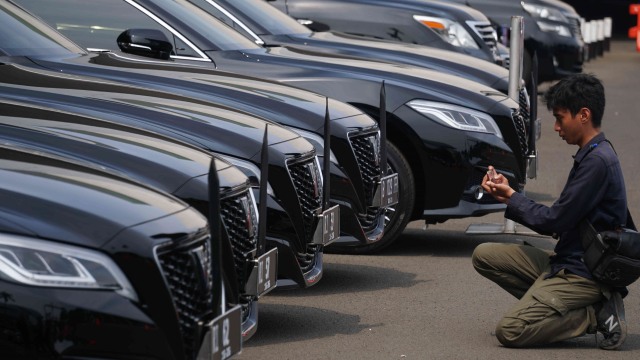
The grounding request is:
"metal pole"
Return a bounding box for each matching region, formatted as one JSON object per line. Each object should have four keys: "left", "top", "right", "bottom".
{"left": 508, "top": 16, "right": 524, "bottom": 103}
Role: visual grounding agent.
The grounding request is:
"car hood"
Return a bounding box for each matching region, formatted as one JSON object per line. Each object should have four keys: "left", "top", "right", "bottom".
{"left": 539, "top": 0, "right": 578, "bottom": 14}
{"left": 26, "top": 52, "right": 368, "bottom": 126}
{"left": 0, "top": 61, "right": 311, "bottom": 162}
{"left": 0, "top": 99, "right": 249, "bottom": 194}
{"left": 264, "top": 32, "right": 509, "bottom": 92}
{"left": 376, "top": 0, "right": 492, "bottom": 22}
{"left": 0, "top": 145, "right": 190, "bottom": 248}
{"left": 211, "top": 46, "right": 511, "bottom": 113}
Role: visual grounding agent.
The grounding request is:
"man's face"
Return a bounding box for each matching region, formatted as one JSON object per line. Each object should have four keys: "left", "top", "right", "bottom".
{"left": 552, "top": 107, "right": 584, "bottom": 146}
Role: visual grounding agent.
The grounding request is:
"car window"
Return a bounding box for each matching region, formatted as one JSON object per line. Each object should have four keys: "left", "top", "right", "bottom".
{"left": 0, "top": 2, "right": 85, "bottom": 57}
{"left": 12, "top": 0, "right": 203, "bottom": 58}
{"left": 190, "top": 0, "right": 312, "bottom": 36}
{"left": 190, "top": 1, "right": 259, "bottom": 42}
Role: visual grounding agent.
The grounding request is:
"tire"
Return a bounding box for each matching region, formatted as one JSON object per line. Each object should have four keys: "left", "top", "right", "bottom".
{"left": 333, "top": 141, "right": 415, "bottom": 254}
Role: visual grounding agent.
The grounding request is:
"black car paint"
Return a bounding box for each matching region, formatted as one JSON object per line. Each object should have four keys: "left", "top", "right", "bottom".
{"left": 191, "top": 0, "right": 511, "bottom": 93}
{"left": 267, "top": 0, "right": 502, "bottom": 63}
{"left": 0, "top": 100, "right": 268, "bottom": 337}
{"left": 0, "top": 59, "right": 327, "bottom": 294}
{"left": 4, "top": 0, "right": 388, "bottom": 249}
{"left": 12, "top": 0, "right": 533, "bottom": 252}
{"left": 0, "top": 146, "right": 220, "bottom": 359}
{"left": 447, "top": 0, "right": 584, "bottom": 82}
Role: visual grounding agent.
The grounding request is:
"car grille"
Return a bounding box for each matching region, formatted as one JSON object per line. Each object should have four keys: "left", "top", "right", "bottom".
{"left": 287, "top": 155, "right": 322, "bottom": 273}
{"left": 220, "top": 188, "right": 258, "bottom": 291}
{"left": 516, "top": 87, "right": 531, "bottom": 155}
{"left": 349, "top": 130, "right": 383, "bottom": 230}
{"left": 156, "top": 233, "right": 213, "bottom": 360}
{"left": 566, "top": 15, "right": 582, "bottom": 38}
{"left": 468, "top": 21, "right": 499, "bottom": 55}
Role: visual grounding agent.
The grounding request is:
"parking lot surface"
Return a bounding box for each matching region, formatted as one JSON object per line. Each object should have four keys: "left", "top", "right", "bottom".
{"left": 236, "top": 40, "right": 640, "bottom": 360}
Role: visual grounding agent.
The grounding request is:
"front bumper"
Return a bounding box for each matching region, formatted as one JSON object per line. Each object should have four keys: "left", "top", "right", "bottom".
{"left": 0, "top": 283, "right": 180, "bottom": 360}
{"left": 528, "top": 29, "right": 584, "bottom": 82}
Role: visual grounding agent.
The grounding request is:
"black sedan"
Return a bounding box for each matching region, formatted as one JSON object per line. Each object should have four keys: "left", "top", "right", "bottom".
{"left": 0, "top": 144, "right": 241, "bottom": 360}
{"left": 12, "top": 0, "right": 537, "bottom": 252}
{"left": 0, "top": 101, "right": 272, "bottom": 339}
{"left": 0, "top": 59, "right": 333, "bottom": 298}
{"left": 198, "top": 0, "right": 511, "bottom": 92}
{"left": 3, "top": 0, "right": 392, "bottom": 253}
{"left": 267, "top": 0, "right": 504, "bottom": 64}
{"left": 449, "top": 0, "right": 585, "bottom": 83}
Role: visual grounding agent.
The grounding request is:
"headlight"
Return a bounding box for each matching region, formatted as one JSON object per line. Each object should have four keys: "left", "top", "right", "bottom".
{"left": 215, "top": 154, "right": 275, "bottom": 196}
{"left": 413, "top": 15, "right": 479, "bottom": 49}
{"left": 522, "top": 3, "right": 568, "bottom": 22}
{"left": 287, "top": 127, "right": 339, "bottom": 164}
{"left": 522, "top": 2, "right": 571, "bottom": 37}
{"left": 407, "top": 100, "right": 503, "bottom": 139}
{"left": 0, "top": 233, "right": 138, "bottom": 301}
{"left": 536, "top": 21, "right": 571, "bottom": 37}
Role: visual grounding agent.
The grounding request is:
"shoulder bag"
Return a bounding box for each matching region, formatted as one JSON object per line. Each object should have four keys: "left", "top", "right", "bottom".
{"left": 580, "top": 211, "right": 640, "bottom": 287}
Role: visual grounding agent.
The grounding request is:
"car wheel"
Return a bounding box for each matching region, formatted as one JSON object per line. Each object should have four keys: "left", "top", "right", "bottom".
{"left": 333, "top": 141, "right": 415, "bottom": 254}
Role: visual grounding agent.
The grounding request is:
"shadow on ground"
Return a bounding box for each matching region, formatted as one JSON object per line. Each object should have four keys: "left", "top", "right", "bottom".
{"left": 271, "top": 260, "right": 425, "bottom": 297}
{"left": 240, "top": 303, "right": 381, "bottom": 347}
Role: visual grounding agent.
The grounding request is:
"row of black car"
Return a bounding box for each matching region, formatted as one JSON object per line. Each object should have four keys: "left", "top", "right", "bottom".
{"left": 0, "top": 0, "right": 548, "bottom": 358}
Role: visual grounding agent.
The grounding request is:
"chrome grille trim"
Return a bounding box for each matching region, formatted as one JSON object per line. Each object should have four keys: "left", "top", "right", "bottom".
{"left": 287, "top": 155, "right": 323, "bottom": 242}
{"left": 156, "top": 232, "right": 213, "bottom": 360}
{"left": 518, "top": 87, "right": 531, "bottom": 155}
{"left": 220, "top": 187, "right": 259, "bottom": 291}
{"left": 349, "top": 130, "right": 383, "bottom": 229}
{"left": 565, "top": 15, "right": 583, "bottom": 38}
{"left": 286, "top": 155, "right": 322, "bottom": 272}
{"left": 467, "top": 21, "right": 499, "bottom": 54}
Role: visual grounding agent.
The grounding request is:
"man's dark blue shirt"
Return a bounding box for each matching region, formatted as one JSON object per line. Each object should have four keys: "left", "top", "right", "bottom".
{"left": 505, "top": 132, "right": 628, "bottom": 279}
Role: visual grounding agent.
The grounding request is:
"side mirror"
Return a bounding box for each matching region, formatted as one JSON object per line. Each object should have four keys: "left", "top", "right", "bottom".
{"left": 116, "top": 29, "right": 173, "bottom": 60}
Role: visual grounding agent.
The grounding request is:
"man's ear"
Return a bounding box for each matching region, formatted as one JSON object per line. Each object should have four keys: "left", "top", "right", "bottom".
{"left": 579, "top": 108, "right": 591, "bottom": 124}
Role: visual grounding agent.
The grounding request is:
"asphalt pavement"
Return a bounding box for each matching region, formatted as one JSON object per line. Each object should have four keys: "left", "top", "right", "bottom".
{"left": 235, "top": 40, "right": 640, "bottom": 360}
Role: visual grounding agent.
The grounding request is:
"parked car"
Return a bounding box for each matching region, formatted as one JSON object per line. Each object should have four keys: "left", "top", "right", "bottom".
{"left": 0, "top": 144, "right": 242, "bottom": 360}
{"left": 12, "top": 0, "right": 537, "bottom": 252}
{"left": 189, "top": 0, "right": 512, "bottom": 93}
{"left": 0, "top": 62, "right": 333, "bottom": 293}
{"left": 266, "top": 0, "right": 506, "bottom": 64}
{"left": 447, "top": 0, "right": 584, "bottom": 83}
{"left": 3, "top": 0, "right": 393, "bottom": 252}
{"left": 0, "top": 100, "right": 273, "bottom": 338}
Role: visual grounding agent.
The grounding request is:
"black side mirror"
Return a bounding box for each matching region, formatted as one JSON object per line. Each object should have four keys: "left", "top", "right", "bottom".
{"left": 116, "top": 29, "right": 173, "bottom": 60}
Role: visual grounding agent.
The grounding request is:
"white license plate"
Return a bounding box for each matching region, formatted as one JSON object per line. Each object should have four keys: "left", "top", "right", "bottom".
{"left": 256, "top": 247, "right": 278, "bottom": 297}
{"left": 313, "top": 205, "right": 340, "bottom": 245}
{"left": 197, "top": 305, "right": 242, "bottom": 360}
{"left": 374, "top": 173, "right": 399, "bottom": 207}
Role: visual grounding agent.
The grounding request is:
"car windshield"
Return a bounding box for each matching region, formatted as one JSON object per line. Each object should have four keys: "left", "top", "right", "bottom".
{"left": 12, "top": 0, "right": 261, "bottom": 53}
{"left": 155, "top": 0, "right": 262, "bottom": 50}
{"left": 190, "top": 0, "right": 312, "bottom": 36}
{"left": 0, "top": 3, "right": 85, "bottom": 57}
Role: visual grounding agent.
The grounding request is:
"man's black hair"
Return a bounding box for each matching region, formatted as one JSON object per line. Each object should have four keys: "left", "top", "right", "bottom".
{"left": 543, "top": 73, "right": 605, "bottom": 128}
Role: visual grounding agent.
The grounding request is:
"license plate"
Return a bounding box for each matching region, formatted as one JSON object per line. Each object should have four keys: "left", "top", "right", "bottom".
{"left": 256, "top": 248, "right": 278, "bottom": 297}
{"left": 197, "top": 305, "right": 242, "bottom": 360}
{"left": 243, "top": 248, "right": 278, "bottom": 297}
{"left": 373, "top": 173, "right": 399, "bottom": 207}
{"left": 312, "top": 205, "right": 340, "bottom": 246}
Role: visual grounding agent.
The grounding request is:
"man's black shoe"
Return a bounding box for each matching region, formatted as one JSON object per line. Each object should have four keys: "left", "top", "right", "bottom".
{"left": 596, "top": 291, "right": 626, "bottom": 350}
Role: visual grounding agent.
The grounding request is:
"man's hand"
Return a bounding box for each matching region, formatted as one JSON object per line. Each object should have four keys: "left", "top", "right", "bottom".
{"left": 482, "top": 166, "right": 515, "bottom": 204}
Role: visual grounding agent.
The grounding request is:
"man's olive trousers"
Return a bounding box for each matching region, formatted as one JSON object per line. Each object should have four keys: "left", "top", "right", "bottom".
{"left": 472, "top": 242, "right": 608, "bottom": 347}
